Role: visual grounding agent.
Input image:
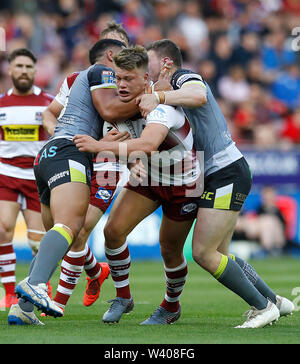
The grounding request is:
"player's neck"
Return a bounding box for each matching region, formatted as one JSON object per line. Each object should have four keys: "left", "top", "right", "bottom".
{"left": 96, "top": 59, "right": 112, "bottom": 69}
{"left": 12, "top": 86, "right": 34, "bottom": 96}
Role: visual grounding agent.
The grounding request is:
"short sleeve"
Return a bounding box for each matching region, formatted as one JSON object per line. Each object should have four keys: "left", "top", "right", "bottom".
{"left": 171, "top": 69, "right": 206, "bottom": 91}
{"left": 146, "top": 105, "right": 182, "bottom": 130}
{"left": 87, "top": 64, "right": 117, "bottom": 91}
{"left": 55, "top": 78, "right": 69, "bottom": 106}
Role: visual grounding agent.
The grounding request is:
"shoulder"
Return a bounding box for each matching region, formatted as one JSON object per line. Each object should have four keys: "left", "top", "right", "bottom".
{"left": 148, "top": 104, "right": 174, "bottom": 120}
{"left": 66, "top": 72, "right": 80, "bottom": 89}
{"left": 40, "top": 90, "right": 55, "bottom": 102}
{"left": 0, "top": 92, "right": 7, "bottom": 105}
{"left": 87, "top": 64, "right": 115, "bottom": 80}
{"left": 147, "top": 105, "right": 183, "bottom": 129}
{"left": 87, "top": 64, "right": 116, "bottom": 90}
{"left": 171, "top": 68, "right": 206, "bottom": 90}
{"left": 37, "top": 88, "right": 54, "bottom": 105}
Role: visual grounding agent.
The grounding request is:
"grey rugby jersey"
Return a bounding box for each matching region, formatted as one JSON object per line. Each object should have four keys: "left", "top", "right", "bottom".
{"left": 52, "top": 64, "right": 116, "bottom": 142}
{"left": 171, "top": 69, "right": 243, "bottom": 176}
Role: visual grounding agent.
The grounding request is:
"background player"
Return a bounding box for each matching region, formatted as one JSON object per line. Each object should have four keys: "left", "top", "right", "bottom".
{"left": 0, "top": 48, "right": 53, "bottom": 309}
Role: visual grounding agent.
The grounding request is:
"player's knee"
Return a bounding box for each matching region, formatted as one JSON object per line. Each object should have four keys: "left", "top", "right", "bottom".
{"left": 0, "top": 225, "right": 14, "bottom": 244}
{"left": 192, "top": 245, "right": 211, "bottom": 268}
{"left": 27, "top": 229, "right": 45, "bottom": 242}
{"left": 59, "top": 219, "right": 84, "bottom": 241}
{"left": 104, "top": 220, "right": 125, "bottom": 246}
{"left": 53, "top": 222, "right": 75, "bottom": 243}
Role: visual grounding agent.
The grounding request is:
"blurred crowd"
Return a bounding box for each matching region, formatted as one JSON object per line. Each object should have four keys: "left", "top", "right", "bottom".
{"left": 1, "top": 0, "right": 300, "bottom": 149}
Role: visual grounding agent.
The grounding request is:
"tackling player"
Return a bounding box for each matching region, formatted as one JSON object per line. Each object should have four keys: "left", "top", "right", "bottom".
{"left": 8, "top": 38, "right": 140, "bottom": 325}
{"left": 0, "top": 48, "right": 53, "bottom": 309}
{"left": 137, "top": 39, "right": 294, "bottom": 328}
{"left": 41, "top": 22, "right": 131, "bottom": 313}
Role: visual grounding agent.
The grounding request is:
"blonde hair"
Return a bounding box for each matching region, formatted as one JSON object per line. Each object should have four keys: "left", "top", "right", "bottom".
{"left": 113, "top": 45, "right": 148, "bottom": 71}
{"left": 100, "top": 21, "right": 130, "bottom": 46}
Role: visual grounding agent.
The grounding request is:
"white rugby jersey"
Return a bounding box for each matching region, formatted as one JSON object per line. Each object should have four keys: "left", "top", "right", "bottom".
{"left": 145, "top": 105, "right": 201, "bottom": 185}
{"left": 0, "top": 86, "right": 53, "bottom": 179}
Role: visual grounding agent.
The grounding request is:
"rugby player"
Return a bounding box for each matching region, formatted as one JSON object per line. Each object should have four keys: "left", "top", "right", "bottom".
{"left": 0, "top": 49, "right": 53, "bottom": 309}
{"left": 74, "top": 45, "right": 203, "bottom": 325}
{"left": 137, "top": 39, "right": 294, "bottom": 328}
{"left": 8, "top": 38, "right": 140, "bottom": 325}
{"left": 41, "top": 22, "right": 131, "bottom": 313}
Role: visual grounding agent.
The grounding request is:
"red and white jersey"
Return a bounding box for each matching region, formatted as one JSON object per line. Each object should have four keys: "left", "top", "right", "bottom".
{"left": 146, "top": 105, "right": 201, "bottom": 185}
{"left": 0, "top": 86, "right": 53, "bottom": 180}
{"left": 54, "top": 72, "right": 79, "bottom": 112}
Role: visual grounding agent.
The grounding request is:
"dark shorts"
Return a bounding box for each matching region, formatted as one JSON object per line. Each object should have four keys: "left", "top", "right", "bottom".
{"left": 34, "top": 138, "right": 93, "bottom": 206}
{"left": 196, "top": 157, "right": 252, "bottom": 211}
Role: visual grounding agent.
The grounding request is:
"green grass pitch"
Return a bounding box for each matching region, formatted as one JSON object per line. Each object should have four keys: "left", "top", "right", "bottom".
{"left": 0, "top": 257, "right": 299, "bottom": 344}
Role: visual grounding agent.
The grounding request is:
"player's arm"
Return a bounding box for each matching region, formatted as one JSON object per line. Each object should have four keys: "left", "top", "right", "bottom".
{"left": 42, "top": 76, "right": 69, "bottom": 135}
{"left": 159, "top": 83, "right": 207, "bottom": 107}
{"left": 138, "top": 65, "right": 208, "bottom": 118}
{"left": 91, "top": 88, "right": 140, "bottom": 123}
{"left": 74, "top": 123, "right": 168, "bottom": 157}
{"left": 42, "top": 99, "right": 63, "bottom": 135}
{"left": 138, "top": 83, "right": 207, "bottom": 118}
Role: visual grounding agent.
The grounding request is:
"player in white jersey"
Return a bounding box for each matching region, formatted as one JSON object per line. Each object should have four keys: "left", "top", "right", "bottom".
{"left": 0, "top": 48, "right": 53, "bottom": 309}
{"left": 74, "top": 45, "right": 203, "bottom": 325}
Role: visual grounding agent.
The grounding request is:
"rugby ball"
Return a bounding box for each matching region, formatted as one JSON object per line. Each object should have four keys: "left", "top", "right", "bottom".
{"left": 103, "top": 119, "right": 144, "bottom": 139}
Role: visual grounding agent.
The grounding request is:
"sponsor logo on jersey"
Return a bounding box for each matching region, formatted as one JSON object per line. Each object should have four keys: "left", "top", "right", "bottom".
{"left": 102, "top": 70, "right": 115, "bottom": 85}
{"left": 2, "top": 124, "right": 39, "bottom": 141}
{"left": 35, "top": 111, "right": 42, "bottom": 122}
{"left": 148, "top": 107, "right": 167, "bottom": 122}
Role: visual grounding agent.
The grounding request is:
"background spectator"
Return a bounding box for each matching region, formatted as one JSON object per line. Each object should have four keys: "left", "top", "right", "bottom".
{"left": 234, "top": 186, "right": 287, "bottom": 256}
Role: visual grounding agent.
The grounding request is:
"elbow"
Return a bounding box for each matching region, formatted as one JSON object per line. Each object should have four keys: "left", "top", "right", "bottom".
{"left": 100, "top": 110, "right": 127, "bottom": 123}
{"left": 99, "top": 110, "right": 116, "bottom": 123}
{"left": 144, "top": 145, "right": 155, "bottom": 156}
{"left": 193, "top": 93, "right": 207, "bottom": 107}
{"left": 139, "top": 141, "right": 157, "bottom": 156}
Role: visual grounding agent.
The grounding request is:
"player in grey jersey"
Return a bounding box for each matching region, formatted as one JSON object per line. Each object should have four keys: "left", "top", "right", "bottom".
{"left": 137, "top": 39, "right": 294, "bottom": 328}
{"left": 11, "top": 39, "right": 138, "bottom": 320}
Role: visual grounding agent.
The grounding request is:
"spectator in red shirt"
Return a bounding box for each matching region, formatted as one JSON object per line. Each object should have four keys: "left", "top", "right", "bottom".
{"left": 281, "top": 109, "right": 300, "bottom": 146}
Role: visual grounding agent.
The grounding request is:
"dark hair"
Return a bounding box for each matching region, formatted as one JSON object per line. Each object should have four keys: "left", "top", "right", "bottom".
{"left": 89, "top": 38, "right": 126, "bottom": 65}
{"left": 113, "top": 45, "right": 148, "bottom": 71}
{"left": 146, "top": 39, "right": 182, "bottom": 67}
{"left": 100, "top": 21, "right": 130, "bottom": 46}
{"left": 8, "top": 48, "right": 37, "bottom": 64}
